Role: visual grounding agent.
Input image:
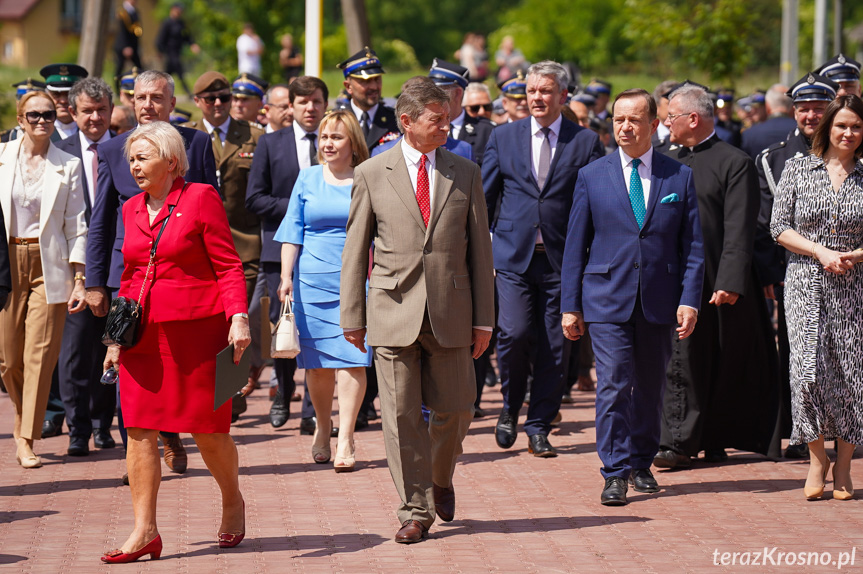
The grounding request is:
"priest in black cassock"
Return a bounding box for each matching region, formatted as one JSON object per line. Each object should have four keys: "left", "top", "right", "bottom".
{"left": 653, "top": 83, "right": 779, "bottom": 468}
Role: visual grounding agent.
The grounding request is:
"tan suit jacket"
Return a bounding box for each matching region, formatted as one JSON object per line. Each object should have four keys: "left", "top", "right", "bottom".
{"left": 185, "top": 119, "right": 263, "bottom": 263}
{"left": 0, "top": 139, "right": 87, "bottom": 304}
{"left": 340, "top": 143, "right": 494, "bottom": 348}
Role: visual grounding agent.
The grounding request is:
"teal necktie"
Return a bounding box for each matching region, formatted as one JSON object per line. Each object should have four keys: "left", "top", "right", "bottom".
{"left": 629, "top": 158, "right": 645, "bottom": 228}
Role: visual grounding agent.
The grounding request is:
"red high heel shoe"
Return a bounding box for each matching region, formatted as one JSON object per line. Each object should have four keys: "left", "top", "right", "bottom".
{"left": 218, "top": 501, "right": 245, "bottom": 548}
{"left": 101, "top": 535, "right": 162, "bottom": 563}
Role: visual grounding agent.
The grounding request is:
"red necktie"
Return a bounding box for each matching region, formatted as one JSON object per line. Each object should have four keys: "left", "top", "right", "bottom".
{"left": 416, "top": 154, "right": 430, "bottom": 227}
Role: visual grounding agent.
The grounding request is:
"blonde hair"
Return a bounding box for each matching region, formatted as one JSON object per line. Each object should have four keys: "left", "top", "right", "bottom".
{"left": 124, "top": 121, "right": 189, "bottom": 178}
{"left": 17, "top": 91, "right": 55, "bottom": 117}
{"left": 317, "top": 110, "right": 369, "bottom": 167}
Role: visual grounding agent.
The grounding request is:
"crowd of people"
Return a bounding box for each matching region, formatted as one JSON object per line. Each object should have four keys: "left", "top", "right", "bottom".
{"left": 0, "top": 32, "right": 861, "bottom": 561}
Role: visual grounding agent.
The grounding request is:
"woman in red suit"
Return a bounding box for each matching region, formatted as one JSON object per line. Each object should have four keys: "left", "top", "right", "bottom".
{"left": 101, "top": 122, "right": 251, "bottom": 563}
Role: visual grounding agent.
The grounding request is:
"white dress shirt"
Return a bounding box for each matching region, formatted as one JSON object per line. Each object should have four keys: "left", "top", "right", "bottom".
{"left": 400, "top": 138, "right": 437, "bottom": 206}
{"left": 54, "top": 120, "right": 78, "bottom": 140}
{"left": 350, "top": 101, "right": 379, "bottom": 133}
{"left": 293, "top": 121, "right": 320, "bottom": 170}
{"left": 79, "top": 130, "right": 112, "bottom": 207}
{"left": 619, "top": 147, "right": 653, "bottom": 209}
{"left": 450, "top": 109, "right": 466, "bottom": 140}
{"left": 203, "top": 117, "right": 231, "bottom": 144}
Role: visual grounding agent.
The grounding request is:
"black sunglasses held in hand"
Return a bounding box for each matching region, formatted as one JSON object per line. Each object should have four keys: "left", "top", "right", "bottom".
{"left": 24, "top": 110, "right": 57, "bottom": 124}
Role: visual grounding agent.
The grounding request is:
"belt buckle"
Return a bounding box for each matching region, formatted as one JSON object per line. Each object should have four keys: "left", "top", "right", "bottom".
{"left": 16, "top": 237, "right": 28, "bottom": 246}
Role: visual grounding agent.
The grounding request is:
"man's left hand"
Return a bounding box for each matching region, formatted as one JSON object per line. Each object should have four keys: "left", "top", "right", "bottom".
{"left": 709, "top": 290, "right": 739, "bottom": 306}
{"left": 471, "top": 328, "right": 492, "bottom": 359}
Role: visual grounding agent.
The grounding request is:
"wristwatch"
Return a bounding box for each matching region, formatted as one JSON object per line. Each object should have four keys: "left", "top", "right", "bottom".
{"left": 74, "top": 272, "right": 86, "bottom": 282}
{"left": 232, "top": 313, "right": 249, "bottom": 320}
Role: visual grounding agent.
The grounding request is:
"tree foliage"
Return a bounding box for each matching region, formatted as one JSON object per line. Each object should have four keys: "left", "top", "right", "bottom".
{"left": 491, "top": 0, "right": 629, "bottom": 70}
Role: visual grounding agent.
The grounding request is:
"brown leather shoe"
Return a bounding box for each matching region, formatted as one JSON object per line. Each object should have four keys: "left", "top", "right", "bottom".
{"left": 394, "top": 520, "right": 427, "bottom": 544}
{"left": 160, "top": 433, "right": 187, "bottom": 474}
{"left": 433, "top": 483, "right": 455, "bottom": 522}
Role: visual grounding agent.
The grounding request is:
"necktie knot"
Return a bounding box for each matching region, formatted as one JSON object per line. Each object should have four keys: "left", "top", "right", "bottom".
{"left": 631, "top": 158, "right": 641, "bottom": 169}
{"left": 89, "top": 143, "right": 98, "bottom": 152}
{"left": 540, "top": 127, "right": 551, "bottom": 138}
{"left": 360, "top": 111, "right": 370, "bottom": 137}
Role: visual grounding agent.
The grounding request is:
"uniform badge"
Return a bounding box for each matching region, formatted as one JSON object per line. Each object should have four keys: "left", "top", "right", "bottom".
{"left": 669, "top": 144, "right": 680, "bottom": 151}
{"left": 239, "top": 152, "right": 254, "bottom": 159}
{"left": 378, "top": 132, "right": 400, "bottom": 145}
{"left": 380, "top": 117, "right": 386, "bottom": 123}
{"left": 807, "top": 74, "right": 815, "bottom": 84}
{"left": 839, "top": 54, "right": 846, "bottom": 64}
{"left": 464, "top": 123, "right": 475, "bottom": 135}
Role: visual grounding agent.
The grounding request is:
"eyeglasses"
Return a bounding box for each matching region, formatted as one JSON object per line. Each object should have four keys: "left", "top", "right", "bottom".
{"left": 666, "top": 111, "right": 692, "bottom": 122}
{"left": 467, "top": 104, "right": 493, "bottom": 114}
{"left": 24, "top": 110, "right": 57, "bottom": 124}
{"left": 199, "top": 93, "right": 231, "bottom": 104}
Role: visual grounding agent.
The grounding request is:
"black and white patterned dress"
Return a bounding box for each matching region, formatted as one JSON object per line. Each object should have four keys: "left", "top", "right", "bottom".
{"left": 771, "top": 155, "right": 863, "bottom": 445}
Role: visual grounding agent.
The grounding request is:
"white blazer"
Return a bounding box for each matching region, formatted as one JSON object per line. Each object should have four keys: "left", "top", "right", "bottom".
{"left": 0, "top": 138, "right": 87, "bottom": 304}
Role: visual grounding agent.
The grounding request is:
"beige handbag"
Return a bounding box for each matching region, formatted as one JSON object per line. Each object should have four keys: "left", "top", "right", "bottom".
{"left": 271, "top": 299, "right": 301, "bottom": 359}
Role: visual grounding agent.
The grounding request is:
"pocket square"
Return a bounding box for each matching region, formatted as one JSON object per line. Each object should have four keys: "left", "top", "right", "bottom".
{"left": 660, "top": 193, "right": 680, "bottom": 204}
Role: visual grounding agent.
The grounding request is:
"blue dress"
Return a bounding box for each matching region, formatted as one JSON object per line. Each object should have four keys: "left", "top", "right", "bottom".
{"left": 274, "top": 166, "right": 372, "bottom": 369}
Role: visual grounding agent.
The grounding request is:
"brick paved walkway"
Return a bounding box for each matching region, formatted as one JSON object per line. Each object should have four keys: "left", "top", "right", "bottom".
{"left": 1, "top": 371, "right": 862, "bottom": 573}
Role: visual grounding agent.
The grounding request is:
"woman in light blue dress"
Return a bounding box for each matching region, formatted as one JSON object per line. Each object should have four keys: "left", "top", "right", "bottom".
{"left": 274, "top": 110, "right": 371, "bottom": 472}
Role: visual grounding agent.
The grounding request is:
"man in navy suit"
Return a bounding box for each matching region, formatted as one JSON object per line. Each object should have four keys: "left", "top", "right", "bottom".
{"left": 483, "top": 61, "right": 604, "bottom": 457}
{"left": 84, "top": 69, "right": 218, "bottom": 474}
{"left": 246, "top": 75, "right": 328, "bottom": 424}
{"left": 54, "top": 77, "right": 117, "bottom": 456}
{"left": 561, "top": 89, "right": 704, "bottom": 505}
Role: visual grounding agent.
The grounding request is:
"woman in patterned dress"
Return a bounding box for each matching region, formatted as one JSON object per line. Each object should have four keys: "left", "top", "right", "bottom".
{"left": 771, "top": 95, "right": 863, "bottom": 501}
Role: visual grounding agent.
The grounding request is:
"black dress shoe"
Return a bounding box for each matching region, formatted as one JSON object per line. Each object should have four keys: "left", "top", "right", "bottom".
{"left": 231, "top": 394, "right": 247, "bottom": 423}
{"left": 495, "top": 411, "right": 517, "bottom": 449}
{"left": 42, "top": 420, "right": 62, "bottom": 438}
{"left": 703, "top": 448, "right": 728, "bottom": 463}
{"left": 784, "top": 443, "right": 808, "bottom": 459}
{"left": 365, "top": 405, "right": 379, "bottom": 420}
{"left": 433, "top": 483, "right": 456, "bottom": 522}
{"left": 527, "top": 434, "right": 558, "bottom": 458}
{"left": 473, "top": 406, "right": 485, "bottom": 418}
{"left": 354, "top": 411, "right": 369, "bottom": 430}
{"left": 93, "top": 428, "right": 116, "bottom": 449}
{"left": 269, "top": 392, "right": 290, "bottom": 428}
{"left": 628, "top": 468, "right": 659, "bottom": 493}
{"left": 67, "top": 436, "right": 89, "bottom": 456}
{"left": 601, "top": 476, "right": 628, "bottom": 506}
{"left": 300, "top": 417, "right": 316, "bottom": 435}
{"left": 653, "top": 449, "right": 692, "bottom": 469}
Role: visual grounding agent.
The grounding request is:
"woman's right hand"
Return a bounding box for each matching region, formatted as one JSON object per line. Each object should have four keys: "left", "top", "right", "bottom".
{"left": 277, "top": 275, "right": 293, "bottom": 302}
{"left": 103, "top": 345, "right": 120, "bottom": 372}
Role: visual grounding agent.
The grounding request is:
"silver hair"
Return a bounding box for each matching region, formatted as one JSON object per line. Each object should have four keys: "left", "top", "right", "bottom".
{"left": 766, "top": 83, "right": 792, "bottom": 112}
{"left": 135, "top": 70, "right": 175, "bottom": 98}
{"left": 395, "top": 77, "right": 450, "bottom": 133}
{"left": 652, "top": 80, "right": 678, "bottom": 105}
{"left": 668, "top": 85, "right": 714, "bottom": 119}
{"left": 68, "top": 77, "right": 113, "bottom": 112}
{"left": 527, "top": 60, "right": 568, "bottom": 92}
{"left": 463, "top": 82, "right": 491, "bottom": 101}
{"left": 124, "top": 121, "right": 188, "bottom": 178}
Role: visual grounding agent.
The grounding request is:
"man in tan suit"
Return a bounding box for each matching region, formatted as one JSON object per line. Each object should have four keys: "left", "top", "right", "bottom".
{"left": 341, "top": 78, "right": 495, "bottom": 543}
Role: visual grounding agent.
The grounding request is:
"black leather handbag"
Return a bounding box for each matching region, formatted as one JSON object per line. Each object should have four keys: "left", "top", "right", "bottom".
{"left": 102, "top": 189, "right": 183, "bottom": 347}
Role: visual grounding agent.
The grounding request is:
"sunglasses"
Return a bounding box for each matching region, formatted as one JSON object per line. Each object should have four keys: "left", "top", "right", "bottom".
{"left": 467, "top": 104, "right": 493, "bottom": 114}
{"left": 24, "top": 110, "right": 57, "bottom": 124}
{"left": 199, "top": 93, "right": 232, "bottom": 104}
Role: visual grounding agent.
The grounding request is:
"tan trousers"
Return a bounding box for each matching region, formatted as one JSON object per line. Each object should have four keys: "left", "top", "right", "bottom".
{"left": 0, "top": 244, "right": 67, "bottom": 440}
{"left": 374, "top": 313, "right": 476, "bottom": 528}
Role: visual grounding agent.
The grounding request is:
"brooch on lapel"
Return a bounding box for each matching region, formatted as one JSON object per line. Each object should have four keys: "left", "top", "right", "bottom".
{"left": 794, "top": 152, "right": 803, "bottom": 158}
{"left": 464, "top": 123, "right": 475, "bottom": 135}
{"left": 238, "top": 152, "right": 254, "bottom": 159}
{"left": 378, "top": 132, "right": 400, "bottom": 145}
{"left": 669, "top": 144, "right": 680, "bottom": 151}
